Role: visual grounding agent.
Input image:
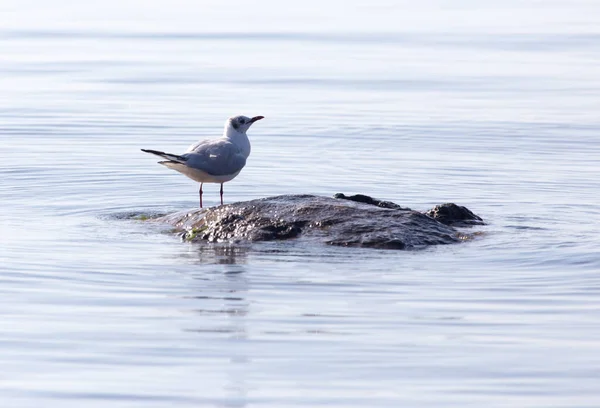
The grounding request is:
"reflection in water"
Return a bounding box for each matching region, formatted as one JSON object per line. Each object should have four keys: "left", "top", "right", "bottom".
{"left": 194, "top": 243, "right": 250, "bottom": 265}
{"left": 186, "top": 256, "right": 250, "bottom": 407}
{"left": 222, "top": 270, "right": 250, "bottom": 408}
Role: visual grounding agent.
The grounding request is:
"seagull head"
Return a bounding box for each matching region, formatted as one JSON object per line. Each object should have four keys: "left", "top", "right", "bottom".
{"left": 227, "top": 115, "right": 264, "bottom": 134}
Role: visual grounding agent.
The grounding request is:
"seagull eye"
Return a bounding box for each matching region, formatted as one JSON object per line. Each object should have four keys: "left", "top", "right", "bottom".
{"left": 239, "top": 118, "right": 246, "bottom": 124}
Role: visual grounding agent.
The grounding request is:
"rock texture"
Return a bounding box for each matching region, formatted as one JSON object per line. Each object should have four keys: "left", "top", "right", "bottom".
{"left": 424, "top": 203, "right": 485, "bottom": 227}
{"left": 155, "top": 194, "right": 483, "bottom": 250}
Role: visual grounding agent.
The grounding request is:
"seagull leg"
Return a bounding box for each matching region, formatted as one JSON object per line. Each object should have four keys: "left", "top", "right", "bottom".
{"left": 199, "top": 183, "right": 203, "bottom": 208}
{"left": 220, "top": 183, "right": 224, "bottom": 206}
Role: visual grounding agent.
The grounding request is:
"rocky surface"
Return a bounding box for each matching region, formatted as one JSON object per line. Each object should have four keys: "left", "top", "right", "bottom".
{"left": 154, "top": 194, "right": 484, "bottom": 250}
{"left": 424, "top": 203, "right": 485, "bottom": 227}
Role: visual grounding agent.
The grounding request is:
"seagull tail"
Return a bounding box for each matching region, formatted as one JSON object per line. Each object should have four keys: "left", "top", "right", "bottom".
{"left": 141, "top": 149, "right": 187, "bottom": 164}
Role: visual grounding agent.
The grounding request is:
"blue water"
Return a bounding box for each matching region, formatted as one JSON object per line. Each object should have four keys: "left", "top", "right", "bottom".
{"left": 1, "top": 1, "right": 600, "bottom": 406}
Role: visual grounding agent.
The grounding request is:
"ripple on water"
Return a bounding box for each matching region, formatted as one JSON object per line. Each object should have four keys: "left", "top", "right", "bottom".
{"left": 2, "top": 1, "right": 600, "bottom": 406}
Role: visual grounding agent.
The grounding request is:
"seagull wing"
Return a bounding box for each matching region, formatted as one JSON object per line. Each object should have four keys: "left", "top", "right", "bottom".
{"left": 183, "top": 139, "right": 247, "bottom": 176}
{"left": 185, "top": 139, "right": 214, "bottom": 154}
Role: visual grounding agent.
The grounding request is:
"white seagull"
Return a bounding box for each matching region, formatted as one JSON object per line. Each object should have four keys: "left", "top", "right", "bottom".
{"left": 142, "top": 115, "right": 264, "bottom": 208}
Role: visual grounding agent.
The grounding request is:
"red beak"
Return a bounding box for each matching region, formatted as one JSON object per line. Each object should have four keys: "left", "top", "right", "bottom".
{"left": 250, "top": 115, "right": 265, "bottom": 123}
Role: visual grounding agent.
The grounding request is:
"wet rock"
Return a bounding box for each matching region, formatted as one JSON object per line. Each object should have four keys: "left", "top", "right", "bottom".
{"left": 333, "top": 193, "right": 411, "bottom": 210}
{"left": 424, "top": 203, "right": 485, "bottom": 227}
{"left": 155, "top": 194, "right": 483, "bottom": 250}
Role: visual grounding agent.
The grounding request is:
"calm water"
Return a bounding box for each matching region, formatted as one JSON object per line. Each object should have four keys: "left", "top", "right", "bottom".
{"left": 1, "top": 1, "right": 600, "bottom": 406}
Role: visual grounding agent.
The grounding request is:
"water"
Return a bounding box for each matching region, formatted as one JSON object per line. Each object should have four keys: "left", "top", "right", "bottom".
{"left": 1, "top": 0, "right": 600, "bottom": 406}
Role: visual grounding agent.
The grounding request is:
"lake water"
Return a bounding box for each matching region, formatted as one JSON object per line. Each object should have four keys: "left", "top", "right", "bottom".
{"left": 1, "top": 1, "right": 600, "bottom": 406}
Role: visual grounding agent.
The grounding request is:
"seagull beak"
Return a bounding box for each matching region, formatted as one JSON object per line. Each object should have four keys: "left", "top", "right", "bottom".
{"left": 250, "top": 115, "right": 265, "bottom": 123}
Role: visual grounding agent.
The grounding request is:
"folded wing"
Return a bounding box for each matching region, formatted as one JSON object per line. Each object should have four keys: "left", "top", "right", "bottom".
{"left": 183, "top": 139, "right": 247, "bottom": 176}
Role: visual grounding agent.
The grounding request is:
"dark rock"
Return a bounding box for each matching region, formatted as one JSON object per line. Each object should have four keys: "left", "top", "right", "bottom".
{"left": 155, "top": 194, "right": 482, "bottom": 250}
{"left": 424, "top": 203, "right": 485, "bottom": 227}
{"left": 334, "top": 193, "right": 411, "bottom": 210}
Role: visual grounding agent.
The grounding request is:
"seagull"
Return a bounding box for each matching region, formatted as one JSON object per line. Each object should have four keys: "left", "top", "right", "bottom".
{"left": 142, "top": 115, "right": 264, "bottom": 208}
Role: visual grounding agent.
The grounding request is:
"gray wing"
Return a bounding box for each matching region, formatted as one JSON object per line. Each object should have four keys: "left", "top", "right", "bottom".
{"left": 185, "top": 139, "right": 214, "bottom": 153}
{"left": 182, "top": 139, "right": 247, "bottom": 176}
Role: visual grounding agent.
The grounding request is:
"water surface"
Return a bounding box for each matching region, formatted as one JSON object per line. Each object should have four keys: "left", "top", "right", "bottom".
{"left": 1, "top": 1, "right": 600, "bottom": 407}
